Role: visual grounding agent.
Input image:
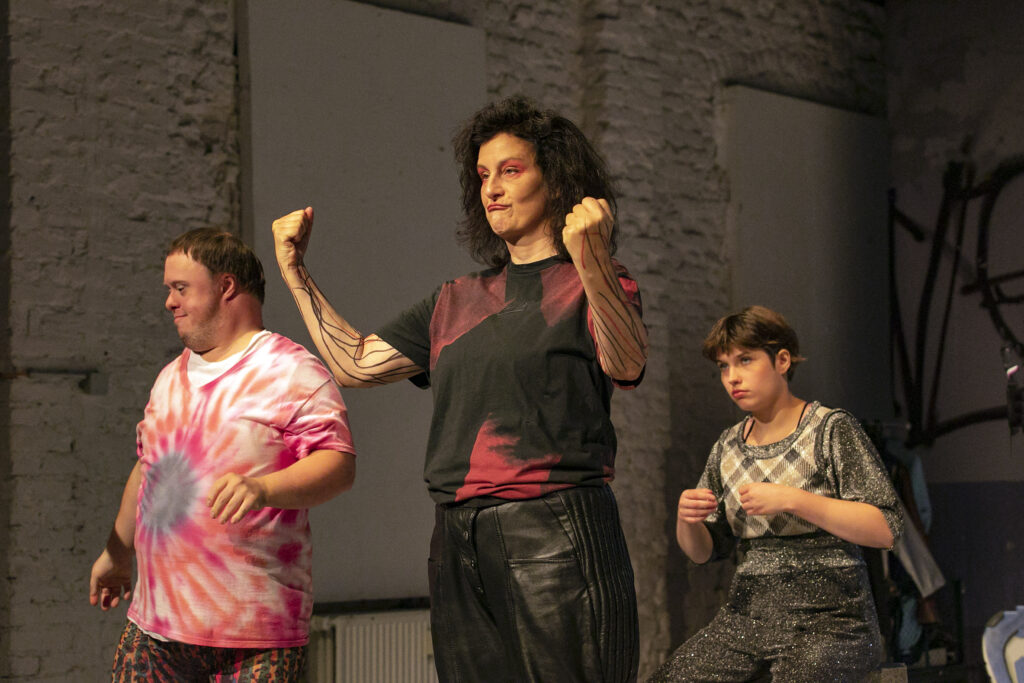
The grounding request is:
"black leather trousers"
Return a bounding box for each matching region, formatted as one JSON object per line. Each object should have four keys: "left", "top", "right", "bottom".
{"left": 428, "top": 485, "right": 639, "bottom": 683}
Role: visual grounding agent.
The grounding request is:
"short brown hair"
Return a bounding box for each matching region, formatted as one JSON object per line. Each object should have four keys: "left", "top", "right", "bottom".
{"left": 167, "top": 229, "right": 265, "bottom": 303}
{"left": 702, "top": 305, "right": 806, "bottom": 379}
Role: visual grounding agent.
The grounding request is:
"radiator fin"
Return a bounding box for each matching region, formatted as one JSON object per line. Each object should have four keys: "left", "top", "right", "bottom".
{"left": 308, "top": 609, "right": 438, "bottom": 683}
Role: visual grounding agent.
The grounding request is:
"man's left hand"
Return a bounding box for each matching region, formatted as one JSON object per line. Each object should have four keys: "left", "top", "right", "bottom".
{"left": 208, "top": 473, "right": 268, "bottom": 524}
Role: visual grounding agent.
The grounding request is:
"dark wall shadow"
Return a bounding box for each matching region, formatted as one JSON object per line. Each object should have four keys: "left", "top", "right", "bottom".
{"left": 928, "top": 480, "right": 1024, "bottom": 674}
{"left": 0, "top": 0, "right": 13, "bottom": 675}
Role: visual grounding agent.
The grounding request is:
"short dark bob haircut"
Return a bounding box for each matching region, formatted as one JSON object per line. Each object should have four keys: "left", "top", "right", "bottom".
{"left": 452, "top": 95, "right": 618, "bottom": 268}
{"left": 701, "top": 305, "right": 806, "bottom": 380}
{"left": 167, "top": 228, "right": 266, "bottom": 304}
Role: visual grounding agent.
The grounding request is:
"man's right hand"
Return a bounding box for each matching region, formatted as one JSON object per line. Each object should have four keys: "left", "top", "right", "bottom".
{"left": 272, "top": 206, "right": 314, "bottom": 283}
{"left": 89, "top": 548, "right": 133, "bottom": 611}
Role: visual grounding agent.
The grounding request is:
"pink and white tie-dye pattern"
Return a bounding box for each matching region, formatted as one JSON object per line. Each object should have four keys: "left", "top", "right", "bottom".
{"left": 128, "top": 333, "right": 354, "bottom": 648}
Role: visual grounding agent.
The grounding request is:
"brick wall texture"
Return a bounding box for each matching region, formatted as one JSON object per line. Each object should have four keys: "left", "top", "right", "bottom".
{"left": 1, "top": 1, "right": 885, "bottom": 679}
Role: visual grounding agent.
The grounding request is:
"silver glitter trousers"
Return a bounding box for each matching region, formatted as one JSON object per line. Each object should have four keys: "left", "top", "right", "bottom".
{"left": 649, "top": 562, "right": 882, "bottom": 682}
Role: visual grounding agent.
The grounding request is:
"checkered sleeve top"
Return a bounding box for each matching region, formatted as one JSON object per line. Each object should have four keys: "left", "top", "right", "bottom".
{"left": 697, "top": 402, "right": 902, "bottom": 558}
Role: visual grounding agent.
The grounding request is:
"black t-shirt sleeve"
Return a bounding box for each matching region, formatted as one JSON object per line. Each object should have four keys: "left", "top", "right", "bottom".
{"left": 375, "top": 286, "right": 442, "bottom": 388}
{"left": 823, "top": 410, "right": 904, "bottom": 545}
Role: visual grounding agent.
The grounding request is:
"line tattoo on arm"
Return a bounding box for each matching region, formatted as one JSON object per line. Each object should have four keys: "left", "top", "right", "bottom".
{"left": 292, "top": 270, "right": 421, "bottom": 385}
{"left": 580, "top": 235, "right": 648, "bottom": 379}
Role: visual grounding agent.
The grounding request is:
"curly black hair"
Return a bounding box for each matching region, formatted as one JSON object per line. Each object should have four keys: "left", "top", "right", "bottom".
{"left": 452, "top": 95, "right": 618, "bottom": 267}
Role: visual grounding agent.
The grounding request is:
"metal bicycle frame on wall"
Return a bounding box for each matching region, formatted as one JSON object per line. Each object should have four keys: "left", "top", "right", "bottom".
{"left": 889, "top": 156, "right": 1024, "bottom": 446}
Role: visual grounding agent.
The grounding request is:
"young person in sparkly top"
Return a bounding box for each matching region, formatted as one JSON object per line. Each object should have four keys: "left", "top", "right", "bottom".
{"left": 272, "top": 96, "right": 648, "bottom": 682}
{"left": 649, "top": 305, "right": 902, "bottom": 683}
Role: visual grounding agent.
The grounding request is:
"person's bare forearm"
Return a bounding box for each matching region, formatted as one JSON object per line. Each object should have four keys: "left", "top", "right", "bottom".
{"left": 573, "top": 249, "right": 648, "bottom": 381}
{"left": 561, "top": 198, "right": 647, "bottom": 381}
{"left": 789, "top": 490, "right": 894, "bottom": 548}
{"left": 676, "top": 519, "right": 714, "bottom": 564}
{"left": 272, "top": 206, "right": 421, "bottom": 388}
{"left": 108, "top": 461, "right": 141, "bottom": 557}
{"left": 286, "top": 265, "right": 420, "bottom": 387}
{"left": 258, "top": 449, "right": 355, "bottom": 509}
{"left": 208, "top": 450, "right": 357, "bottom": 524}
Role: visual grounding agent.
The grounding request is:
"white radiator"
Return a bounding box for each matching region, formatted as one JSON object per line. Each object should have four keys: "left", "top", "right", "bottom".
{"left": 307, "top": 609, "right": 438, "bottom": 683}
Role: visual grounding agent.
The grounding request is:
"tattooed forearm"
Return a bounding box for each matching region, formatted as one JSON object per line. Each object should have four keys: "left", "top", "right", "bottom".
{"left": 591, "top": 295, "right": 647, "bottom": 378}
{"left": 573, "top": 235, "right": 648, "bottom": 381}
{"left": 592, "top": 300, "right": 646, "bottom": 373}
{"left": 290, "top": 268, "right": 422, "bottom": 387}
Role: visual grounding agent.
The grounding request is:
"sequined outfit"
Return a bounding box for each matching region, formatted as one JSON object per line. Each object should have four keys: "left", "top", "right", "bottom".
{"left": 649, "top": 403, "right": 903, "bottom": 682}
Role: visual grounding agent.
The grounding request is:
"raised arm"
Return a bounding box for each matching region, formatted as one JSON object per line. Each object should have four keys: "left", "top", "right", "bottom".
{"left": 272, "top": 207, "right": 422, "bottom": 387}
{"left": 561, "top": 198, "right": 648, "bottom": 381}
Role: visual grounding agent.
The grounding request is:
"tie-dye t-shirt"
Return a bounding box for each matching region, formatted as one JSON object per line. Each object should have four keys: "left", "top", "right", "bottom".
{"left": 376, "top": 256, "right": 643, "bottom": 504}
{"left": 127, "top": 332, "right": 354, "bottom": 648}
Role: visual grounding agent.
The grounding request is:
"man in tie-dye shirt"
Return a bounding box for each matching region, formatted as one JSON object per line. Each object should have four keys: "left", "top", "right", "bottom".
{"left": 89, "top": 229, "right": 356, "bottom": 682}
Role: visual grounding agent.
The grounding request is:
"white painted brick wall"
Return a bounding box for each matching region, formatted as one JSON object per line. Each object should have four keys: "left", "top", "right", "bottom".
{"left": 0, "top": 1, "right": 884, "bottom": 679}
{"left": 3, "top": 2, "right": 237, "bottom": 680}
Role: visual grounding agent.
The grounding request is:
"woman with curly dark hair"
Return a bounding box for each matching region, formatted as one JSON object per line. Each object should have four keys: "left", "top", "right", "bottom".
{"left": 272, "top": 95, "right": 648, "bottom": 682}
{"left": 452, "top": 95, "right": 619, "bottom": 266}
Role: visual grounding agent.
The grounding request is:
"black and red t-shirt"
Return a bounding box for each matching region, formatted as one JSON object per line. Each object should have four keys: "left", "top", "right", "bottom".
{"left": 376, "top": 256, "right": 644, "bottom": 505}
